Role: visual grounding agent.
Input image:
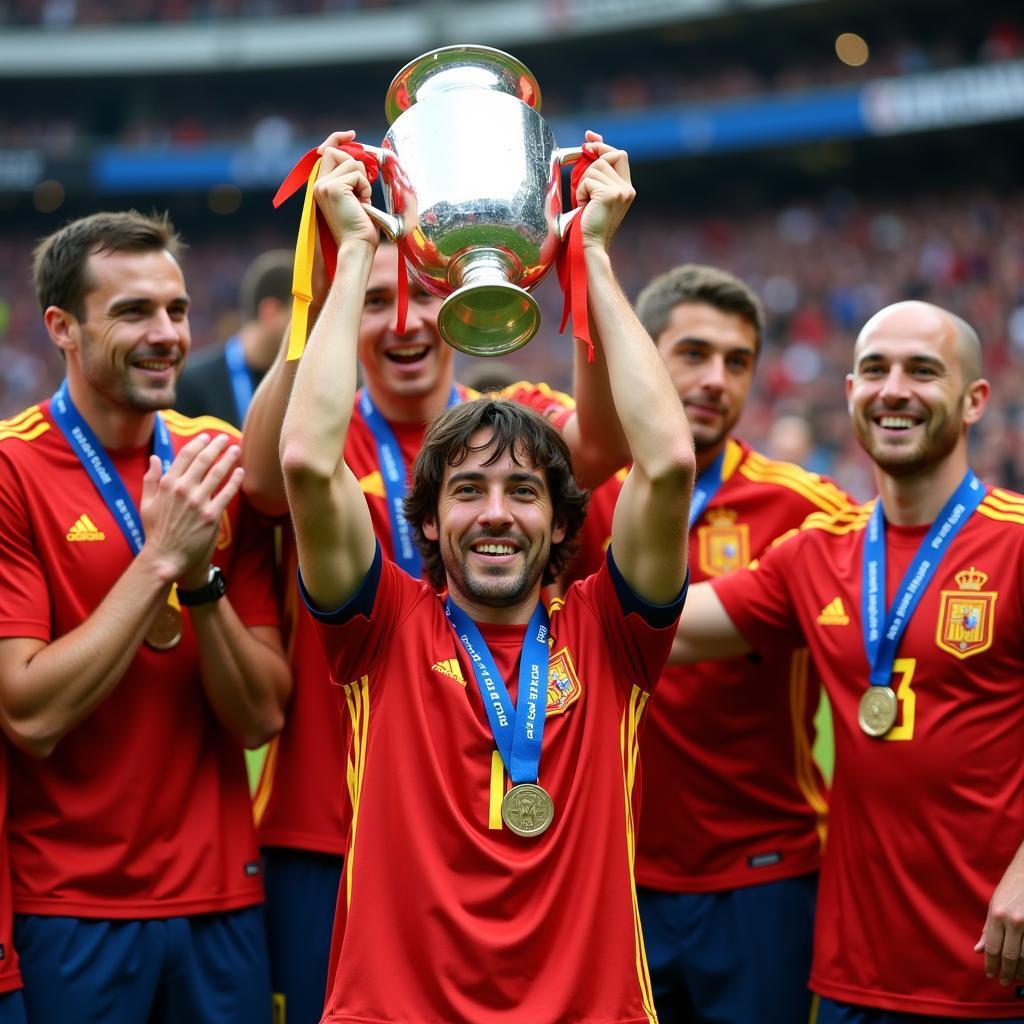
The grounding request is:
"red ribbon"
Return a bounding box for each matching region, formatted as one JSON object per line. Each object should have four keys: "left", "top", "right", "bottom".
{"left": 556, "top": 148, "right": 598, "bottom": 363}
{"left": 273, "top": 144, "right": 407, "bottom": 335}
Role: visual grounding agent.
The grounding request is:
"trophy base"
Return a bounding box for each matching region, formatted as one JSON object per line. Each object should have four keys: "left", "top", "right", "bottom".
{"left": 438, "top": 249, "right": 540, "bottom": 356}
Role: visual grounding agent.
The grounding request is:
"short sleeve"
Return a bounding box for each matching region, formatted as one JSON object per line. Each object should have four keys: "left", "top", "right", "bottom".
{"left": 0, "top": 456, "right": 51, "bottom": 641}
{"left": 220, "top": 493, "right": 281, "bottom": 629}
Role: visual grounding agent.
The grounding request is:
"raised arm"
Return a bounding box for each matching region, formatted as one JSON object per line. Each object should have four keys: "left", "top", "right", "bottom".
{"left": 279, "top": 143, "right": 379, "bottom": 611}
{"left": 559, "top": 133, "right": 631, "bottom": 490}
{"left": 576, "top": 139, "right": 696, "bottom": 605}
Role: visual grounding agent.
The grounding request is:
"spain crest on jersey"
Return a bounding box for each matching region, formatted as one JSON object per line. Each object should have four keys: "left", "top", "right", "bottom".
{"left": 546, "top": 646, "right": 582, "bottom": 717}
{"left": 697, "top": 508, "right": 750, "bottom": 577}
{"left": 935, "top": 566, "right": 997, "bottom": 660}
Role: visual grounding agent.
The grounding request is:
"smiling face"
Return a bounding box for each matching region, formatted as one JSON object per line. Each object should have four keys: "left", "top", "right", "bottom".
{"left": 357, "top": 242, "right": 452, "bottom": 416}
{"left": 653, "top": 301, "right": 757, "bottom": 464}
{"left": 846, "top": 302, "right": 987, "bottom": 479}
{"left": 56, "top": 247, "right": 191, "bottom": 414}
{"left": 422, "top": 428, "right": 566, "bottom": 621}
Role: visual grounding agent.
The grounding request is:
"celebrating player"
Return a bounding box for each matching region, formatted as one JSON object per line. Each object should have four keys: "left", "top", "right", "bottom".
{"left": 278, "top": 138, "right": 694, "bottom": 1022}
{"left": 0, "top": 212, "right": 290, "bottom": 1023}
{"left": 565, "top": 263, "right": 852, "bottom": 1023}
{"left": 243, "top": 130, "right": 631, "bottom": 1022}
{"left": 673, "top": 300, "right": 1024, "bottom": 1022}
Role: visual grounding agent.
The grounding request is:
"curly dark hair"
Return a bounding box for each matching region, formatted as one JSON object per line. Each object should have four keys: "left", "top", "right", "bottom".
{"left": 404, "top": 398, "right": 590, "bottom": 591}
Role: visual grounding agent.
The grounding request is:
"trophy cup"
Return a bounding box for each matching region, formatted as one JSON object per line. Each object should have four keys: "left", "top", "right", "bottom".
{"left": 360, "top": 45, "right": 583, "bottom": 357}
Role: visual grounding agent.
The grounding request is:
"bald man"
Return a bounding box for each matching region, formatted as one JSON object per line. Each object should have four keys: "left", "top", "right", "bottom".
{"left": 669, "top": 302, "right": 1024, "bottom": 1022}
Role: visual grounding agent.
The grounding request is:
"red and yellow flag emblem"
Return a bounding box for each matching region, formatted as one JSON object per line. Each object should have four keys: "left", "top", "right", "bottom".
{"left": 935, "top": 566, "right": 996, "bottom": 660}
{"left": 697, "top": 509, "right": 750, "bottom": 577}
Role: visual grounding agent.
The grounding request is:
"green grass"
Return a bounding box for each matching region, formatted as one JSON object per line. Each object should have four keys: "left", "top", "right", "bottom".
{"left": 813, "top": 691, "right": 835, "bottom": 784}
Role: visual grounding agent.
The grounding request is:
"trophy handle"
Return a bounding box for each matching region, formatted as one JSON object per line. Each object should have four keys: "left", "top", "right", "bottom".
{"left": 556, "top": 206, "right": 583, "bottom": 241}
{"left": 357, "top": 144, "right": 405, "bottom": 240}
{"left": 556, "top": 146, "right": 585, "bottom": 166}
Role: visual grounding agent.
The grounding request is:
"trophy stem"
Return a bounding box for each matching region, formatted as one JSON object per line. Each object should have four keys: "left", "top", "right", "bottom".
{"left": 438, "top": 249, "right": 541, "bottom": 357}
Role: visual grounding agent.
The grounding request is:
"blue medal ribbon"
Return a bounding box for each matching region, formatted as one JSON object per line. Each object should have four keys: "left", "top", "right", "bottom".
{"left": 445, "top": 598, "right": 550, "bottom": 785}
{"left": 359, "top": 385, "right": 460, "bottom": 579}
{"left": 50, "top": 380, "right": 174, "bottom": 556}
{"left": 861, "top": 469, "right": 984, "bottom": 687}
{"left": 689, "top": 448, "right": 726, "bottom": 527}
{"left": 224, "top": 335, "right": 255, "bottom": 423}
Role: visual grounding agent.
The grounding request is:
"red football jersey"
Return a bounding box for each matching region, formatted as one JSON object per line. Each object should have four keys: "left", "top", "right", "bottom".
{"left": 0, "top": 749, "right": 21, "bottom": 994}
{"left": 0, "top": 403, "right": 279, "bottom": 918}
{"left": 712, "top": 488, "right": 1024, "bottom": 1017}
{"left": 254, "top": 382, "right": 575, "bottom": 856}
{"left": 312, "top": 556, "right": 677, "bottom": 1024}
{"left": 568, "top": 439, "right": 850, "bottom": 891}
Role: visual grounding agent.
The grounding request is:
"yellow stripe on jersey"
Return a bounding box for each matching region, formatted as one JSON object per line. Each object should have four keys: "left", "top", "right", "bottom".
{"left": 0, "top": 421, "right": 50, "bottom": 444}
{"left": 499, "top": 379, "right": 577, "bottom": 411}
{"left": 342, "top": 675, "right": 370, "bottom": 909}
{"left": 619, "top": 684, "right": 657, "bottom": 1024}
{"left": 976, "top": 504, "right": 1024, "bottom": 526}
{"left": 989, "top": 488, "right": 1024, "bottom": 509}
{"left": 161, "top": 409, "right": 242, "bottom": 439}
{"left": 788, "top": 649, "right": 829, "bottom": 849}
{"left": 0, "top": 405, "right": 50, "bottom": 444}
{"left": 251, "top": 735, "right": 279, "bottom": 826}
{"left": 740, "top": 453, "right": 850, "bottom": 514}
{"left": 488, "top": 751, "right": 504, "bottom": 830}
{"left": 721, "top": 437, "right": 744, "bottom": 482}
{"left": 796, "top": 504, "right": 873, "bottom": 537}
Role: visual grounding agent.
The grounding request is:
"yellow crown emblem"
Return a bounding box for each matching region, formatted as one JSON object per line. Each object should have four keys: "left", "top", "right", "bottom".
{"left": 706, "top": 508, "right": 738, "bottom": 526}
{"left": 955, "top": 566, "right": 988, "bottom": 591}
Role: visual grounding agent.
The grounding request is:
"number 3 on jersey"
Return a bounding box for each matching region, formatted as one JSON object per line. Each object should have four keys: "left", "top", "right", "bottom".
{"left": 885, "top": 658, "right": 916, "bottom": 741}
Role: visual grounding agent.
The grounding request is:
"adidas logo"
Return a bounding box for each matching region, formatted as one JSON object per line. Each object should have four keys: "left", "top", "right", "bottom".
{"left": 66, "top": 514, "right": 106, "bottom": 542}
{"left": 432, "top": 658, "right": 465, "bottom": 686}
{"left": 817, "top": 597, "right": 849, "bottom": 626}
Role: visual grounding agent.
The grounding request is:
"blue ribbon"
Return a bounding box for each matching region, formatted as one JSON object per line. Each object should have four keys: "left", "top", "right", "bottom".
{"left": 689, "top": 448, "right": 726, "bottom": 527}
{"left": 861, "top": 469, "right": 984, "bottom": 686}
{"left": 50, "top": 380, "right": 174, "bottom": 556}
{"left": 359, "top": 385, "right": 460, "bottom": 579}
{"left": 445, "top": 598, "right": 550, "bottom": 785}
{"left": 224, "top": 335, "right": 254, "bottom": 423}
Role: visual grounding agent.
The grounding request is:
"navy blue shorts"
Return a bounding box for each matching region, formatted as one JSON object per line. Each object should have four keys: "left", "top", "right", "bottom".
{"left": 638, "top": 872, "right": 818, "bottom": 1024}
{"left": 815, "top": 996, "right": 1024, "bottom": 1024}
{"left": 14, "top": 907, "right": 271, "bottom": 1024}
{"left": 0, "top": 990, "right": 26, "bottom": 1024}
{"left": 262, "top": 847, "right": 343, "bottom": 1024}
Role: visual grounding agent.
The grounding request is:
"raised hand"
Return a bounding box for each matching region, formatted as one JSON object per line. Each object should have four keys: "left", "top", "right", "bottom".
{"left": 575, "top": 130, "right": 636, "bottom": 254}
{"left": 139, "top": 433, "right": 244, "bottom": 588}
{"left": 312, "top": 131, "right": 379, "bottom": 250}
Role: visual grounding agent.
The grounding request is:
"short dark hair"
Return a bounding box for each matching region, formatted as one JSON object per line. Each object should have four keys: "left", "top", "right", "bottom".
{"left": 635, "top": 263, "right": 765, "bottom": 353}
{"left": 32, "top": 210, "right": 183, "bottom": 320}
{"left": 404, "top": 399, "right": 590, "bottom": 590}
{"left": 239, "top": 249, "right": 294, "bottom": 322}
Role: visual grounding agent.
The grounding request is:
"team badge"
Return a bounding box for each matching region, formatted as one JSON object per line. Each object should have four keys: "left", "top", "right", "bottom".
{"left": 546, "top": 647, "right": 582, "bottom": 717}
{"left": 215, "top": 511, "right": 232, "bottom": 550}
{"left": 935, "top": 566, "right": 996, "bottom": 660}
{"left": 697, "top": 509, "right": 750, "bottom": 577}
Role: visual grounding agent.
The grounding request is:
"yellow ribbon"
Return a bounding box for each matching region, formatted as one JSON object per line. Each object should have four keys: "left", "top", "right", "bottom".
{"left": 286, "top": 156, "right": 322, "bottom": 361}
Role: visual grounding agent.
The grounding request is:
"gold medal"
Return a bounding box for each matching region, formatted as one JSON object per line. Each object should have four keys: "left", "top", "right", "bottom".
{"left": 858, "top": 685, "right": 897, "bottom": 738}
{"left": 501, "top": 783, "right": 554, "bottom": 838}
{"left": 146, "top": 603, "right": 183, "bottom": 652}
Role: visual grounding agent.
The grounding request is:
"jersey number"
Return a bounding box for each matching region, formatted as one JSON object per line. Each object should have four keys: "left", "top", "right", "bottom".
{"left": 885, "top": 658, "right": 916, "bottom": 741}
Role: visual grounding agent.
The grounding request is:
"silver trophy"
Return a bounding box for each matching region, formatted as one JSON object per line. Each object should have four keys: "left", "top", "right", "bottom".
{"left": 361, "top": 45, "right": 583, "bottom": 357}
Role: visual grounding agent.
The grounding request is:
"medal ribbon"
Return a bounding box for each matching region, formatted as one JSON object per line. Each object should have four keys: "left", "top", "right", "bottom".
{"left": 359, "top": 385, "right": 460, "bottom": 579}
{"left": 445, "top": 598, "right": 550, "bottom": 785}
{"left": 224, "top": 334, "right": 254, "bottom": 423}
{"left": 556, "top": 148, "right": 598, "bottom": 364}
{"left": 273, "top": 144, "right": 407, "bottom": 362}
{"left": 50, "top": 380, "right": 173, "bottom": 556}
{"left": 689, "top": 448, "right": 726, "bottom": 528}
{"left": 861, "top": 469, "right": 984, "bottom": 686}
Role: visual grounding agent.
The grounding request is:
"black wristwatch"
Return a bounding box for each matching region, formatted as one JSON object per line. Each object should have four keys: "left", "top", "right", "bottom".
{"left": 177, "top": 566, "right": 227, "bottom": 606}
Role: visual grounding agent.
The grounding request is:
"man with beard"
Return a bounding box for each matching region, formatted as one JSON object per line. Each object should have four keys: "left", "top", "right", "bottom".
{"left": 244, "top": 131, "right": 628, "bottom": 1023}
{"left": 671, "top": 300, "right": 1024, "bottom": 1022}
{"left": 278, "top": 139, "right": 694, "bottom": 1023}
{"left": 0, "top": 211, "right": 290, "bottom": 1023}
{"left": 564, "top": 264, "right": 851, "bottom": 1024}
